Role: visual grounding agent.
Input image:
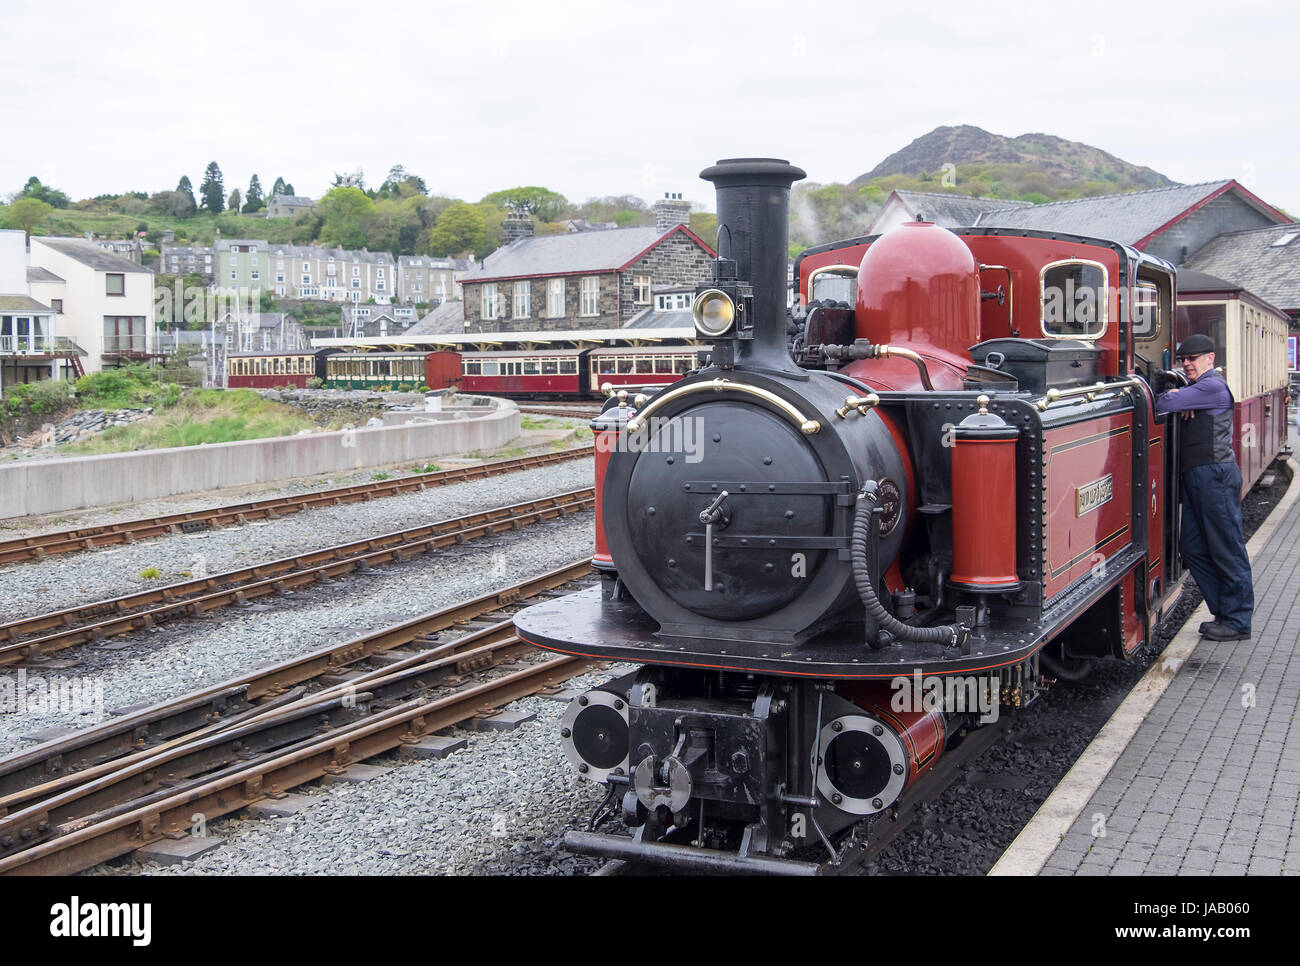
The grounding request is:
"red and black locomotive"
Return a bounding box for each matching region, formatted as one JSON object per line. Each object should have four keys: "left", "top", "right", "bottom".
{"left": 513, "top": 157, "right": 1282, "bottom": 873}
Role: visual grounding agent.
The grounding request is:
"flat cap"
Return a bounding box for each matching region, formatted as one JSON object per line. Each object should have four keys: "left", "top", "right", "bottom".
{"left": 1175, "top": 333, "right": 1215, "bottom": 357}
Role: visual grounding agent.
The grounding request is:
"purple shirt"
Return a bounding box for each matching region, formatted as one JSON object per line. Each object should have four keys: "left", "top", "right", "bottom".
{"left": 1155, "top": 371, "right": 1232, "bottom": 416}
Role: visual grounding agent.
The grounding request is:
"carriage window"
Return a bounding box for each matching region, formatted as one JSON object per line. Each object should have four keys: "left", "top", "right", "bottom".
{"left": 635, "top": 358, "right": 653, "bottom": 374}
{"left": 675, "top": 357, "right": 693, "bottom": 373}
{"left": 523, "top": 360, "right": 540, "bottom": 375}
{"left": 1175, "top": 302, "right": 1227, "bottom": 372}
{"left": 655, "top": 357, "right": 674, "bottom": 373}
{"left": 1041, "top": 260, "right": 1108, "bottom": 340}
{"left": 560, "top": 359, "right": 577, "bottom": 374}
{"left": 464, "top": 361, "right": 481, "bottom": 375}
{"left": 541, "top": 359, "right": 558, "bottom": 375}
{"left": 482, "top": 362, "right": 499, "bottom": 376}
{"left": 617, "top": 359, "right": 635, "bottom": 374}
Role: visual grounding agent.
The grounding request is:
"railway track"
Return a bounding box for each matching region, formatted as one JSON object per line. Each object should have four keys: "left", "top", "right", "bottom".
{"left": 0, "top": 488, "right": 595, "bottom": 666}
{"left": 0, "top": 446, "right": 593, "bottom": 567}
{"left": 518, "top": 405, "right": 603, "bottom": 420}
{"left": 0, "top": 560, "right": 600, "bottom": 875}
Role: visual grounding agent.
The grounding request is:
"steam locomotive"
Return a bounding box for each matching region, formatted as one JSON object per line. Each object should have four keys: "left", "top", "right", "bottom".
{"left": 513, "top": 157, "right": 1277, "bottom": 874}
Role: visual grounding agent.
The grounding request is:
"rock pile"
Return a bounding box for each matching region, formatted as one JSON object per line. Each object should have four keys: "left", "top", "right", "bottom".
{"left": 17, "top": 408, "right": 155, "bottom": 447}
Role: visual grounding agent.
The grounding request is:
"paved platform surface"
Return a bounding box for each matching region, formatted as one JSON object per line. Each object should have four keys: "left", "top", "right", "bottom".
{"left": 1006, "top": 442, "right": 1300, "bottom": 876}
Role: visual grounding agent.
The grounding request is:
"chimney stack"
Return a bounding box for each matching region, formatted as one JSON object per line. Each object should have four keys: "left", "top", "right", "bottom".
{"left": 653, "top": 192, "right": 691, "bottom": 233}
{"left": 502, "top": 207, "right": 535, "bottom": 246}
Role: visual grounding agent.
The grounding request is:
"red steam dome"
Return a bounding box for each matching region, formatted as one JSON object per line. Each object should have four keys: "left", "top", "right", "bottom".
{"left": 855, "top": 222, "right": 981, "bottom": 368}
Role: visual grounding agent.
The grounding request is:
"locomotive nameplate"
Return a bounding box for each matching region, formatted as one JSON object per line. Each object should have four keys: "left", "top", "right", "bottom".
{"left": 1075, "top": 475, "right": 1114, "bottom": 517}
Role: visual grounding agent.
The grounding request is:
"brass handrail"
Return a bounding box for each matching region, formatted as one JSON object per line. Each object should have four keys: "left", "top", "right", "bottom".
{"left": 626, "top": 377, "right": 820, "bottom": 435}
{"left": 1034, "top": 378, "right": 1142, "bottom": 412}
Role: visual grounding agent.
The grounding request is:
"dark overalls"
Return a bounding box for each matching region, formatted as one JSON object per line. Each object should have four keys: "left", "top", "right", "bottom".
{"left": 1155, "top": 370, "right": 1254, "bottom": 634}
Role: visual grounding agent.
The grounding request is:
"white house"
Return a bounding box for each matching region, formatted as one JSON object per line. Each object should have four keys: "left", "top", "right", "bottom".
{"left": 29, "top": 237, "right": 156, "bottom": 375}
{"left": 0, "top": 229, "right": 64, "bottom": 391}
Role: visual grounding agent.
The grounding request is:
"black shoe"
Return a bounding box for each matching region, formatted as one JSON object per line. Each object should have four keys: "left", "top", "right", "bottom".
{"left": 1199, "top": 619, "right": 1219, "bottom": 634}
{"left": 1201, "top": 622, "right": 1249, "bottom": 641}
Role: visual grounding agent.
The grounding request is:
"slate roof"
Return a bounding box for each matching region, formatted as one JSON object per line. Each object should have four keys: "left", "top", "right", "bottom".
{"left": 971, "top": 181, "right": 1243, "bottom": 244}
{"left": 0, "top": 295, "right": 55, "bottom": 313}
{"left": 33, "top": 238, "right": 153, "bottom": 273}
{"left": 887, "top": 190, "right": 1032, "bottom": 228}
{"left": 26, "top": 266, "right": 64, "bottom": 283}
{"left": 624, "top": 307, "right": 695, "bottom": 330}
{"left": 270, "top": 194, "right": 315, "bottom": 206}
{"left": 1182, "top": 224, "right": 1300, "bottom": 313}
{"left": 461, "top": 225, "right": 706, "bottom": 284}
{"left": 404, "top": 301, "right": 465, "bottom": 335}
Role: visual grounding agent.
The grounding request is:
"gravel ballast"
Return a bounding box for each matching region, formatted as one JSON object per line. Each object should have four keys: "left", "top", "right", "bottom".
{"left": 0, "top": 456, "right": 594, "bottom": 621}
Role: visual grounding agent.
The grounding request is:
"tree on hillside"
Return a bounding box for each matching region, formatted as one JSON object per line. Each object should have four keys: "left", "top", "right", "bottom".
{"left": 20, "top": 176, "right": 70, "bottom": 209}
{"left": 149, "top": 190, "right": 196, "bottom": 218}
{"left": 4, "top": 197, "right": 53, "bottom": 237}
{"left": 176, "top": 175, "right": 196, "bottom": 209}
{"left": 427, "top": 202, "right": 486, "bottom": 257}
{"left": 200, "top": 162, "right": 224, "bottom": 214}
{"left": 481, "top": 186, "right": 570, "bottom": 222}
{"left": 270, "top": 176, "right": 288, "bottom": 198}
{"left": 380, "top": 165, "right": 427, "bottom": 198}
{"left": 243, "top": 175, "right": 264, "bottom": 213}
{"left": 284, "top": 183, "right": 296, "bottom": 196}
{"left": 317, "top": 186, "right": 374, "bottom": 250}
{"left": 331, "top": 169, "right": 366, "bottom": 191}
{"left": 228, "top": 189, "right": 242, "bottom": 213}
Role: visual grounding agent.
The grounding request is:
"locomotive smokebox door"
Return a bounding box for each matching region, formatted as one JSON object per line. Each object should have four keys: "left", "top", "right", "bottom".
{"left": 626, "top": 403, "right": 832, "bottom": 620}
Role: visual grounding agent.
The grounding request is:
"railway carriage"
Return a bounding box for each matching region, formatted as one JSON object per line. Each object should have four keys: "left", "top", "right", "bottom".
{"left": 324, "top": 351, "right": 462, "bottom": 391}
{"left": 227, "top": 350, "right": 323, "bottom": 389}
{"left": 514, "top": 157, "right": 1291, "bottom": 875}
{"left": 1173, "top": 271, "right": 1291, "bottom": 493}
{"left": 587, "top": 345, "right": 698, "bottom": 394}
{"left": 459, "top": 348, "right": 588, "bottom": 397}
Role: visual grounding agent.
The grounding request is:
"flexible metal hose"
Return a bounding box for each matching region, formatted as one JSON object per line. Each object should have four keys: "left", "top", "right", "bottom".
{"left": 851, "top": 488, "right": 963, "bottom": 646}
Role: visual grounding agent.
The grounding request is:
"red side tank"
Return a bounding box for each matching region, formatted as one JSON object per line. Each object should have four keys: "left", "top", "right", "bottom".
{"left": 855, "top": 222, "right": 982, "bottom": 376}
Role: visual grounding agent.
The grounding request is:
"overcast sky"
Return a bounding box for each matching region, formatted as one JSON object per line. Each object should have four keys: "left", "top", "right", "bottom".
{"left": 2, "top": 0, "right": 1298, "bottom": 217}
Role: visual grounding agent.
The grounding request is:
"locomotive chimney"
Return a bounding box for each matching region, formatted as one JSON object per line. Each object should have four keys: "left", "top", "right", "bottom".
{"left": 699, "top": 157, "right": 806, "bottom": 370}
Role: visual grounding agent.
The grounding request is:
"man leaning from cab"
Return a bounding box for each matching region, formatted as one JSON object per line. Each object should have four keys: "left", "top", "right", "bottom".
{"left": 1154, "top": 333, "right": 1253, "bottom": 642}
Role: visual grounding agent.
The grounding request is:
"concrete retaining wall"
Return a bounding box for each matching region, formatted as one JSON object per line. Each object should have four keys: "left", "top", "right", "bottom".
{"left": 1, "top": 398, "right": 520, "bottom": 519}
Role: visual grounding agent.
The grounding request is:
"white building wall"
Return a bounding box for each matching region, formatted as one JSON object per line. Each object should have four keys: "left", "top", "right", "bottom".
{"left": 0, "top": 230, "right": 26, "bottom": 292}
{"left": 29, "top": 240, "right": 155, "bottom": 375}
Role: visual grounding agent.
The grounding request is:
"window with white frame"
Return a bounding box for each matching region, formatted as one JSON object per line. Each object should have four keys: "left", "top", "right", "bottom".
{"left": 303, "top": 262, "right": 310, "bottom": 273}
{"left": 352, "top": 279, "right": 360, "bottom": 289}
{"left": 353, "top": 266, "right": 360, "bottom": 277}
{"left": 514, "top": 281, "right": 530, "bottom": 318}
{"left": 481, "top": 283, "right": 499, "bottom": 320}
{"left": 580, "top": 277, "right": 600, "bottom": 316}
{"left": 548, "top": 278, "right": 565, "bottom": 317}
{"left": 655, "top": 293, "right": 692, "bottom": 311}
{"left": 634, "top": 275, "right": 651, "bottom": 304}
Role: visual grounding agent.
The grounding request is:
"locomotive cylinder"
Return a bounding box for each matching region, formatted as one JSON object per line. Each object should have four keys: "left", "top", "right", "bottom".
{"left": 949, "top": 400, "right": 1021, "bottom": 591}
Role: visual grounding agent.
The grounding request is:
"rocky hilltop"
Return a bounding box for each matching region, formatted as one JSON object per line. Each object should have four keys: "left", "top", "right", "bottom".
{"left": 851, "top": 124, "right": 1173, "bottom": 193}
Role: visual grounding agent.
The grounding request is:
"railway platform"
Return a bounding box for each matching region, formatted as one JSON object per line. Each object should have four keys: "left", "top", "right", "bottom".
{"left": 994, "top": 439, "right": 1300, "bottom": 877}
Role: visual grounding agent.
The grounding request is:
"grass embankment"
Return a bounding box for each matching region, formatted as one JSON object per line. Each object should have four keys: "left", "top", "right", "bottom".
{"left": 64, "top": 388, "right": 317, "bottom": 454}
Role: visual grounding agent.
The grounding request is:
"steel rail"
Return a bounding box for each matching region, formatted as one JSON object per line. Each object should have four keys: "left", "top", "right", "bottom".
{"left": 0, "top": 560, "right": 595, "bottom": 804}
{"left": 0, "top": 446, "right": 593, "bottom": 565}
{"left": 0, "top": 489, "right": 594, "bottom": 664}
{"left": 0, "top": 654, "right": 589, "bottom": 876}
{"left": 0, "top": 629, "right": 551, "bottom": 855}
